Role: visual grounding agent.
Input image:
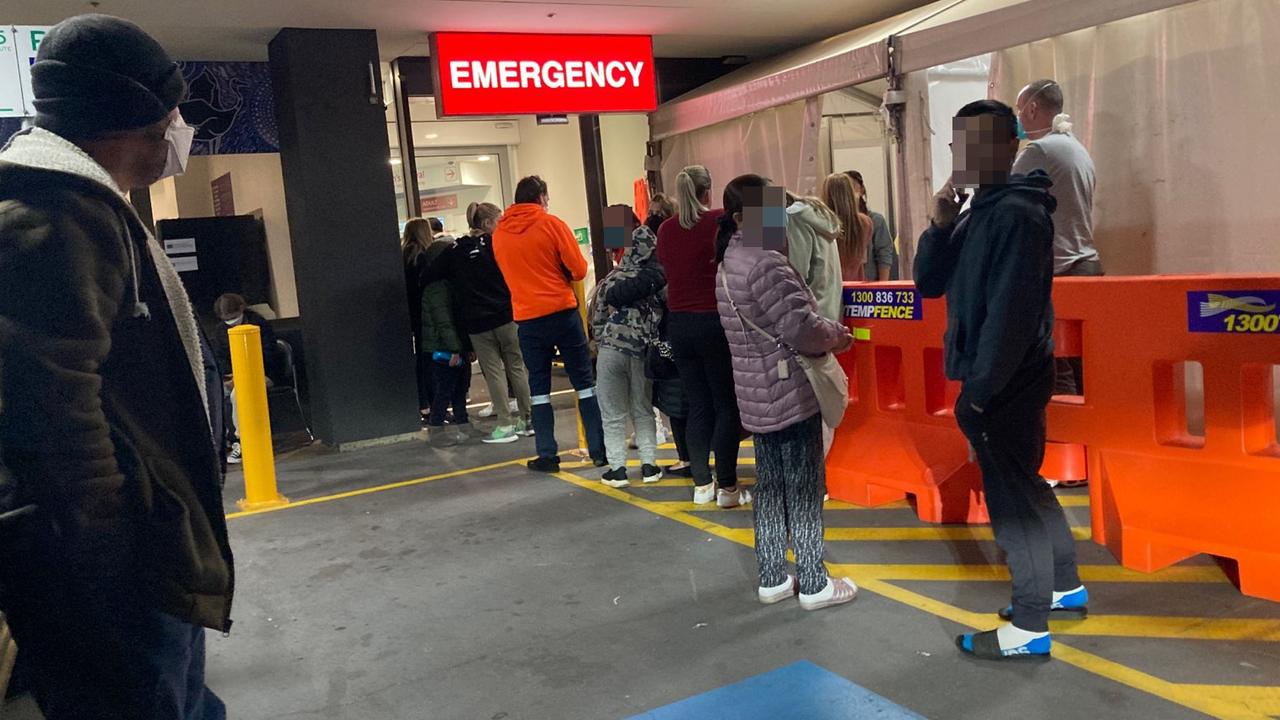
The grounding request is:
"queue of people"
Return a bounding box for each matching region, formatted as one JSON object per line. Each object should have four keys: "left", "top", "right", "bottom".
{"left": 0, "top": 17, "right": 1103, "bottom": 720}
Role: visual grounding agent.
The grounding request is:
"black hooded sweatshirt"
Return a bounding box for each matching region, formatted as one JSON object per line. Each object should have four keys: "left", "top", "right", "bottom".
{"left": 443, "top": 232, "right": 515, "bottom": 335}
{"left": 914, "top": 171, "right": 1057, "bottom": 409}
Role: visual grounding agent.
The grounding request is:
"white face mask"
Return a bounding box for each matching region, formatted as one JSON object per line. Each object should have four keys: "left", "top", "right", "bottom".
{"left": 160, "top": 115, "right": 195, "bottom": 179}
{"left": 224, "top": 315, "right": 243, "bottom": 326}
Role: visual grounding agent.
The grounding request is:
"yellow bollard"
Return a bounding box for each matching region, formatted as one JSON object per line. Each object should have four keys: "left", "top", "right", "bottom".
{"left": 571, "top": 280, "right": 590, "bottom": 454}
{"left": 228, "top": 324, "right": 288, "bottom": 511}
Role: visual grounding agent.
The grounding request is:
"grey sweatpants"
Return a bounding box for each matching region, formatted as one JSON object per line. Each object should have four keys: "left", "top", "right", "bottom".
{"left": 956, "top": 358, "right": 1082, "bottom": 632}
{"left": 753, "top": 414, "right": 827, "bottom": 595}
{"left": 470, "top": 322, "right": 532, "bottom": 426}
{"left": 597, "top": 346, "right": 657, "bottom": 469}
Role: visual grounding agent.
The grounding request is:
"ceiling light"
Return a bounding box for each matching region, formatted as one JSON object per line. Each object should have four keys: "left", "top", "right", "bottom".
{"left": 476, "top": 155, "right": 492, "bottom": 162}
{"left": 389, "top": 157, "right": 402, "bottom": 165}
{"left": 424, "top": 133, "right": 439, "bottom": 140}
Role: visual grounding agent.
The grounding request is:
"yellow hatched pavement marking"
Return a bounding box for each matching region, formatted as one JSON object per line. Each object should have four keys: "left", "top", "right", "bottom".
{"left": 717, "top": 526, "right": 1092, "bottom": 543}
{"left": 627, "top": 479, "right": 758, "bottom": 489}
{"left": 1051, "top": 616, "right": 1280, "bottom": 642}
{"left": 826, "top": 563, "right": 1229, "bottom": 584}
{"left": 854, "top": 576, "right": 1271, "bottom": 720}
{"left": 552, "top": 466, "right": 1270, "bottom": 720}
{"left": 822, "top": 566, "right": 1274, "bottom": 642}
{"left": 1182, "top": 686, "right": 1280, "bottom": 716}
{"left": 561, "top": 457, "right": 758, "bottom": 470}
{"left": 654, "top": 500, "right": 888, "bottom": 512}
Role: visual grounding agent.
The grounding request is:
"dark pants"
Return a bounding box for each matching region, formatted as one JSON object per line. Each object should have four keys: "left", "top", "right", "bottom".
{"left": 428, "top": 360, "right": 471, "bottom": 427}
{"left": 668, "top": 312, "right": 741, "bottom": 488}
{"left": 517, "top": 308, "right": 605, "bottom": 461}
{"left": 955, "top": 359, "right": 1082, "bottom": 632}
{"left": 415, "top": 348, "right": 436, "bottom": 413}
{"left": 669, "top": 415, "right": 690, "bottom": 463}
{"left": 2, "top": 548, "right": 224, "bottom": 720}
{"left": 1053, "top": 258, "right": 1104, "bottom": 395}
{"left": 754, "top": 414, "right": 827, "bottom": 594}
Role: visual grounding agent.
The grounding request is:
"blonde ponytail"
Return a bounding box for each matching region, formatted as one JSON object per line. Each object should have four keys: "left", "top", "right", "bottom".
{"left": 675, "top": 164, "right": 712, "bottom": 230}
{"left": 466, "top": 201, "right": 502, "bottom": 233}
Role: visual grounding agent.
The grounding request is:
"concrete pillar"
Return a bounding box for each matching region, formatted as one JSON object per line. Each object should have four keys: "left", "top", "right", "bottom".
{"left": 269, "top": 28, "right": 419, "bottom": 447}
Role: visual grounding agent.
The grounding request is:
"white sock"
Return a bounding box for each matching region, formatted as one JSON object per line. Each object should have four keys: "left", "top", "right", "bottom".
{"left": 1053, "top": 585, "right": 1085, "bottom": 603}
{"left": 800, "top": 578, "right": 834, "bottom": 599}
{"left": 997, "top": 623, "right": 1049, "bottom": 650}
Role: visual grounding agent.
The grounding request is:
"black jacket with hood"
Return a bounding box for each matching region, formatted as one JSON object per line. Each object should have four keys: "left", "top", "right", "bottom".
{"left": 0, "top": 128, "right": 234, "bottom": 631}
{"left": 914, "top": 171, "right": 1057, "bottom": 410}
{"left": 444, "top": 232, "right": 515, "bottom": 336}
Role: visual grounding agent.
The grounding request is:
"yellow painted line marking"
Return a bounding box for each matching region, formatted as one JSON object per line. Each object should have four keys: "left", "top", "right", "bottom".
{"left": 627, "top": 479, "right": 757, "bottom": 489}
{"left": 561, "top": 458, "right": 757, "bottom": 470}
{"left": 826, "top": 563, "right": 1229, "bottom": 585}
{"left": 653, "top": 500, "right": 887, "bottom": 512}
{"left": 717, "top": 526, "right": 1091, "bottom": 543}
{"left": 1051, "top": 616, "right": 1280, "bottom": 642}
{"left": 224, "top": 451, "right": 1265, "bottom": 719}
{"left": 1183, "top": 685, "right": 1280, "bottom": 716}
{"left": 853, "top": 577, "right": 1271, "bottom": 720}
{"left": 552, "top": 471, "right": 747, "bottom": 546}
{"left": 226, "top": 459, "right": 524, "bottom": 520}
{"left": 550, "top": 468, "right": 1265, "bottom": 720}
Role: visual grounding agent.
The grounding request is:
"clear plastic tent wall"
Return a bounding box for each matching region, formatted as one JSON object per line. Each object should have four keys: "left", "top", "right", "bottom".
{"left": 659, "top": 99, "right": 823, "bottom": 209}
{"left": 984, "top": 0, "right": 1280, "bottom": 275}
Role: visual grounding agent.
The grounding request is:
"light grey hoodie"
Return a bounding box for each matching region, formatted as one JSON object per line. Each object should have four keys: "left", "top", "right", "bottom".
{"left": 785, "top": 200, "right": 844, "bottom": 323}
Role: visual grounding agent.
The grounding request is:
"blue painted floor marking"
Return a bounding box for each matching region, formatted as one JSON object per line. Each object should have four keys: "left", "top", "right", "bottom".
{"left": 627, "top": 660, "right": 925, "bottom": 720}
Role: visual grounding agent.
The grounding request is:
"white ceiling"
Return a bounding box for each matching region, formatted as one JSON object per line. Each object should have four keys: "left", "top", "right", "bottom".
{"left": 3, "top": 0, "right": 939, "bottom": 62}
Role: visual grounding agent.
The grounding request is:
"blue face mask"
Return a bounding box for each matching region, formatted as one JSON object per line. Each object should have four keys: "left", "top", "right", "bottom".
{"left": 1016, "top": 116, "right": 1029, "bottom": 141}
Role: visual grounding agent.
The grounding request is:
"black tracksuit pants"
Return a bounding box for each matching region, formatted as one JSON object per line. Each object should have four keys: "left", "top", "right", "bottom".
{"left": 955, "top": 358, "right": 1082, "bottom": 632}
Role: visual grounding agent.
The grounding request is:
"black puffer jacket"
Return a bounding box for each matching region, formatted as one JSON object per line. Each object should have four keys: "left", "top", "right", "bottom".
{"left": 0, "top": 130, "right": 234, "bottom": 631}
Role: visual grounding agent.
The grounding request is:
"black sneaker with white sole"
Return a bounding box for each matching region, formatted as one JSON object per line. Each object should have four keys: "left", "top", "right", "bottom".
{"left": 602, "top": 467, "right": 630, "bottom": 488}
{"left": 641, "top": 464, "right": 663, "bottom": 484}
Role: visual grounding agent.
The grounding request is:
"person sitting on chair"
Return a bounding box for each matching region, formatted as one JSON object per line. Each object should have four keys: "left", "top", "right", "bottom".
{"left": 213, "top": 293, "right": 277, "bottom": 463}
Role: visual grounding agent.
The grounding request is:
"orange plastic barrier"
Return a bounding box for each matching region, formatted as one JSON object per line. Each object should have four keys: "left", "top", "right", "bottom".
{"left": 828, "top": 276, "right": 1280, "bottom": 601}
{"left": 828, "top": 283, "right": 987, "bottom": 524}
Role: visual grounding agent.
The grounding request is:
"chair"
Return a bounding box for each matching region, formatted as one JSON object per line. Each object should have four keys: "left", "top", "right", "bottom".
{"left": 267, "top": 338, "right": 313, "bottom": 442}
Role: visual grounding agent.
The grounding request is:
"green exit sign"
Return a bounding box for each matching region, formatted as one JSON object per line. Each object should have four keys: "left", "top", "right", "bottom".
{"left": 573, "top": 227, "right": 589, "bottom": 246}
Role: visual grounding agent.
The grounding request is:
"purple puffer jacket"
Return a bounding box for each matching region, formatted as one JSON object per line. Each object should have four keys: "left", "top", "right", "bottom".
{"left": 716, "top": 234, "right": 849, "bottom": 434}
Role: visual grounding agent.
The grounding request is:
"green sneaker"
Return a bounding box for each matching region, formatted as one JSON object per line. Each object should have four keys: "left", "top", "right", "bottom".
{"left": 483, "top": 425, "right": 519, "bottom": 444}
{"left": 515, "top": 418, "right": 535, "bottom": 437}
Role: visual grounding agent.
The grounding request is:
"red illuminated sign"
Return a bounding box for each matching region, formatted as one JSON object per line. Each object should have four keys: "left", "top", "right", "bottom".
{"left": 430, "top": 33, "right": 657, "bottom": 116}
{"left": 421, "top": 194, "right": 458, "bottom": 214}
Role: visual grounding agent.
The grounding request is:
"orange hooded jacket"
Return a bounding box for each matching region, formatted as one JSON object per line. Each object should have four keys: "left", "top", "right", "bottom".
{"left": 491, "top": 203, "right": 588, "bottom": 322}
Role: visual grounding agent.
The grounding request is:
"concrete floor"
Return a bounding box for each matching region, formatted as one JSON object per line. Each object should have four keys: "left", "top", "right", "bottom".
{"left": 7, "top": 392, "right": 1280, "bottom": 719}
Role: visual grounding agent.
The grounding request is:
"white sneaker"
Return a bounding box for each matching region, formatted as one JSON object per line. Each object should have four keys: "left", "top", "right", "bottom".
{"left": 799, "top": 577, "right": 858, "bottom": 611}
{"left": 693, "top": 483, "right": 716, "bottom": 505}
{"left": 758, "top": 575, "right": 798, "bottom": 605}
{"left": 717, "top": 486, "right": 752, "bottom": 509}
{"left": 477, "top": 403, "right": 497, "bottom": 419}
{"left": 227, "top": 442, "right": 242, "bottom": 464}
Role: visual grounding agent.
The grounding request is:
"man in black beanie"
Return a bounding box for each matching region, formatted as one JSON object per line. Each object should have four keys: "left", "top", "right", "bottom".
{"left": 0, "top": 15, "right": 232, "bottom": 720}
